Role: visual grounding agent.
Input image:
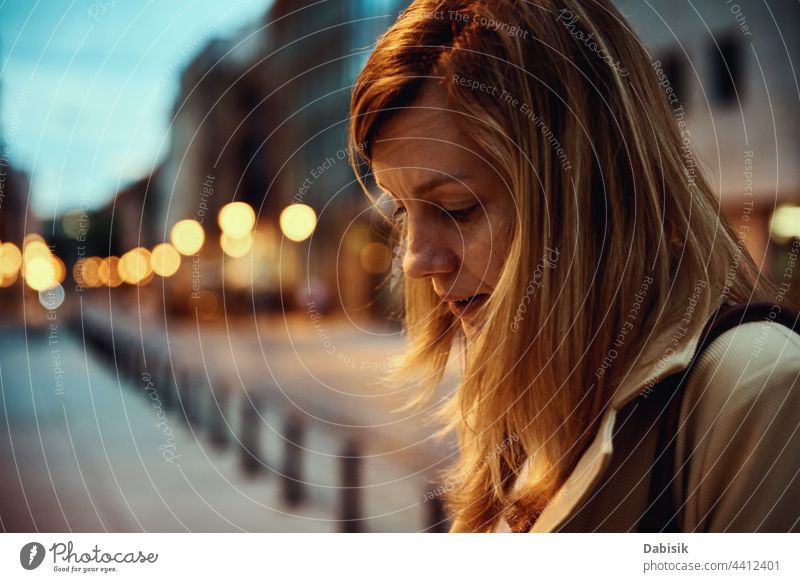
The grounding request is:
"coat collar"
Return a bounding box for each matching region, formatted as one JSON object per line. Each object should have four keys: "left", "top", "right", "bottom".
{"left": 526, "top": 295, "right": 728, "bottom": 532}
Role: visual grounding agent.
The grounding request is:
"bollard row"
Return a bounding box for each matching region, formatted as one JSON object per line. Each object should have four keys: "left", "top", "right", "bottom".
{"left": 78, "top": 317, "right": 450, "bottom": 532}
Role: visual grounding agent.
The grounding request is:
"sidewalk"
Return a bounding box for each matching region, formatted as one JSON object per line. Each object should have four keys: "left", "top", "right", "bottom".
{"left": 1, "top": 295, "right": 460, "bottom": 532}
{"left": 0, "top": 324, "right": 335, "bottom": 532}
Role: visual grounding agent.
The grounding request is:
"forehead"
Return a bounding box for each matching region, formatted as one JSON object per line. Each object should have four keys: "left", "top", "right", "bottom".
{"left": 370, "top": 84, "right": 484, "bottom": 191}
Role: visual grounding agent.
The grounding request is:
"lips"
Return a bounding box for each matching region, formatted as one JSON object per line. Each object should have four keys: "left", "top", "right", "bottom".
{"left": 446, "top": 293, "right": 490, "bottom": 317}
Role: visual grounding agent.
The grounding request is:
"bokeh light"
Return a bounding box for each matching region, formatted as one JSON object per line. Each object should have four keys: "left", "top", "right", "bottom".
{"left": 21, "top": 237, "right": 58, "bottom": 291}
{"left": 218, "top": 202, "right": 256, "bottom": 238}
{"left": 119, "top": 248, "right": 153, "bottom": 285}
{"left": 360, "top": 242, "right": 392, "bottom": 274}
{"left": 0, "top": 270, "right": 18, "bottom": 288}
{"left": 279, "top": 204, "right": 317, "bottom": 242}
{"left": 0, "top": 242, "right": 23, "bottom": 277}
{"left": 170, "top": 219, "right": 205, "bottom": 255}
{"left": 23, "top": 239, "right": 51, "bottom": 262}
{"left": 50, "top": 255, "right": 67, "bottom": 285}
{"left": 220, "top": 233, "right": 253, "bottom": 258}
{"left": 151, "top": 243, "right": 181, "bottom": 277}
{"left": 23, "top": 256, "right": 57, "bottom": 291}
{"left": 190, "top": 289, "right": 219, "bottom": 320}
{"left": 23, "top": 233, "right": 45, "bottom": 246}
{"left": 99, "top": 257, "right": 123, "bottom": 287}
{"left": 74, "top": 257, "right": 103, "bottom": 288}
{"left": 39, "top": 283, "right": 65, "bottom": 310}
{"left": 61, "top": 209, "right": 89, "bottom": 240}
{"left": 770, "top": 205, "right": 800, "bottom": 244}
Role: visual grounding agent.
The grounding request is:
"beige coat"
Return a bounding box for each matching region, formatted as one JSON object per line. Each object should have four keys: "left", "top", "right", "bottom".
{"left": 450, "top": 298, "right": 800, "bottom": 532}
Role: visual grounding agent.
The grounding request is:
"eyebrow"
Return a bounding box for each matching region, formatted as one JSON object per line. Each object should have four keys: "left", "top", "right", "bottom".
{"left": 374, "top": 172, "right": 475, "bottom": 198}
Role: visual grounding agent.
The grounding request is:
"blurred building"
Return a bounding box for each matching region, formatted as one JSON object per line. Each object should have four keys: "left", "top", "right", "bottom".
{"left": 257, "top": 0, "right": 408, "bottom": 316}
{"left": 615, "top": 0, "right": 800, "bottom": 285}
{"left": 151, "top": 0, "right": 409, "bottom": 319}
{"left": 155, "top": 31, "right": 273, "bottom": 316}
{"left": 0, "top": 35, "right": 37, "bottom": 314}
{"left": 79, "top": 1, "right": 800, "bottom": 316}
{"left": 0, "top": 164, "right": 33, "bottom": 314}
{"left": 0, "top": 164, "right": 31, "bottom": 248}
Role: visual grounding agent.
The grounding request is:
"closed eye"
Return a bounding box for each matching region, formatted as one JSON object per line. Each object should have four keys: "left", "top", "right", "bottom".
{"left": 444, "top": 204, "right": 480, "bottom": 222}
{"left": 388, "top": 203, "right": 480, "bottom": 223}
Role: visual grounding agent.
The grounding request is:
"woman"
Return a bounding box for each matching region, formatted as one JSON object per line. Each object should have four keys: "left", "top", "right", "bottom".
{"left": 348, "top": 0, "right": 800, "bottom": 532}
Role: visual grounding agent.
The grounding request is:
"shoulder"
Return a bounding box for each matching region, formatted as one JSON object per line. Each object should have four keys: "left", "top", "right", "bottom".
{"left": 676, "top": 319, "right": 800, "bottom": 532}
{"left": 686, "top": 319, "right": 800, "bottom": 415}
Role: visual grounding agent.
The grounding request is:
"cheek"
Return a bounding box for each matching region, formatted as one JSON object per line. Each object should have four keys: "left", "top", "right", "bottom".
{"left": 462, "top": 221, "right": 508, "bottom": 281}
{"left": 485, "top": 208, "right": 515, "bottom": 279}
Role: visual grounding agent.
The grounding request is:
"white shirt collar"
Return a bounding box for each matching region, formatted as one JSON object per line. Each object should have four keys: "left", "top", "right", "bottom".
{"left": 527, "top": 295, "right": 727, "bottom": 532}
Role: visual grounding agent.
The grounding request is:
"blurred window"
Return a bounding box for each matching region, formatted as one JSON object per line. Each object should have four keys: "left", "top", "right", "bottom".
{"left": 710, "top": 33, "right": 742, "bottom": 106}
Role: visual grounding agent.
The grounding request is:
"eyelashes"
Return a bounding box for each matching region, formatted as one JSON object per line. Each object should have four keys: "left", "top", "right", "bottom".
{"left": 391, "top": 204, "right": 481, "bottom": 223}
{"left": 445, "top": 204, "right": 480, "bottom": 222}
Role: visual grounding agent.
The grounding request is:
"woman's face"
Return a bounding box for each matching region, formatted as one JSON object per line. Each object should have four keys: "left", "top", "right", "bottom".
{"left": 370, "top": 83, "right": 516, "bottom": 339}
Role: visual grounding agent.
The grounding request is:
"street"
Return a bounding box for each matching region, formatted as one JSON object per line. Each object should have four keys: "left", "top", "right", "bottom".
{"left": 0, "top": 294, "right": 459, "bottom": 532}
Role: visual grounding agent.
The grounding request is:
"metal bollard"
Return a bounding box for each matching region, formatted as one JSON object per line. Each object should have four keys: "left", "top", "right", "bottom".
{"left": 159, "top": 360, "right": 175, "bottom": 412}
{"left": 172, "top": 370, "right": 184, "bottom": 422}
{"left": 239, "top": 394, "right": 264, "bottom": 476}
{"left": 207, "top": 385, "right": 229, "bottom": 449}
{"left": 425, "top": 492, "right": 449, "bottom": 532}
{"left": 113, "top": 339, "right": 127, "bottom": 380}
{"left": 178, "top": 371, "right": 195, "bottom": 427}
{"left": 127, "top": 343, "right": 141, "bottom": 383}
{"left": 281, "top": 415, "right": 305, "bottom": 506}
{"left": 339, "top": 440, "right": 362, "bottom": 532}
{"left": 121, "top": 339, "right": 133, "bottom": 379}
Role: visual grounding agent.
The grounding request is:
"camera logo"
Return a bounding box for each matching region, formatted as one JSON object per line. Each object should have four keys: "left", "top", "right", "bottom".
{"left": 20, "top": 542, "right": 46, "bottom": 570}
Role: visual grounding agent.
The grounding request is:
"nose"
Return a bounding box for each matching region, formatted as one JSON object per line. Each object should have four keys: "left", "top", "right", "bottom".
{"left": 402, "top": 219, "right": 458, "bottom": 280}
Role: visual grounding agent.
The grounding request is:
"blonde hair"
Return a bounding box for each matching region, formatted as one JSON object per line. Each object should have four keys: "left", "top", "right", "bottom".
{"left": 349, "top": 0, "right": 774, "bottom": 532}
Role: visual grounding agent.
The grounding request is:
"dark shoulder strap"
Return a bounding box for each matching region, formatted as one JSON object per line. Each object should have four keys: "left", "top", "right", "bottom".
{"left": 638, "top": 300, "right": 800, "bottom": 532}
